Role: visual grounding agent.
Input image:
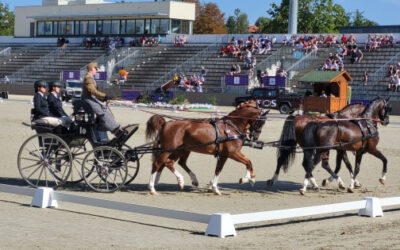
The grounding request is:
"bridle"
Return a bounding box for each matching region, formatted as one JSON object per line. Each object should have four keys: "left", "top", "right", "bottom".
{"left": 249, "top": 109, "right": 268, "bottom": 141}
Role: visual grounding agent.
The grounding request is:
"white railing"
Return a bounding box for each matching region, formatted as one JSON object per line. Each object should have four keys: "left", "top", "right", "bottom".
{"left": 285, "top": 49, "right": 318, "bottom": 87}
{"left": 0, "top": 47, "right": 11, "bottom": 58}
{"left": 1, "top": 183, "right": 400, "bottom": 238}
{"left": 9, "top": 47, "right": 63, "bottom": 85}
{"left": 368, "top": 51, "right": 400, "bottom": 84}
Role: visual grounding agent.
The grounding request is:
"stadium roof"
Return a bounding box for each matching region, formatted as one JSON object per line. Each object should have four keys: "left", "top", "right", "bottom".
{"left": 299, "top": 70, "right": 353, "bottom": 83}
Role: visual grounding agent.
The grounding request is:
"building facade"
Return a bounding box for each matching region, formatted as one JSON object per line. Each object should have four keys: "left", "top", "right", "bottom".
{"left": 14, "top": 0, "right": 195, "bottom": 37}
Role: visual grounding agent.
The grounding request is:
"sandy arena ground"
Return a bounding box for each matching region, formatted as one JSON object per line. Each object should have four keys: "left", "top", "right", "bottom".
{"left": 1, "top": 95, "right": 400, "bottom": 249}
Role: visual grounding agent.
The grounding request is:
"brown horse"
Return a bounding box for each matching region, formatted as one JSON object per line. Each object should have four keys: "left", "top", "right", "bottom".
{"left": 145, "top": 101, "right": 268, "bottom": 195}
{"left": 301, "top": 97, "right": 391, "bottom": 194}
{"left": 268, "top": 103, "right": 366, "bottom": 189}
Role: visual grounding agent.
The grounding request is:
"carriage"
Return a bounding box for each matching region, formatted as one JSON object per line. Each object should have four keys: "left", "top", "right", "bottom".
{"left": 17, "top": 100, "right": 148, "bottom": 193}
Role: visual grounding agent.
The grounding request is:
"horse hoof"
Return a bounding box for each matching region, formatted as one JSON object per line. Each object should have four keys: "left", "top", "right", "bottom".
{"left": 192, "top": 181, "right": 199, "bottom": 187}
{"left": 239, "top": 177, "right": 249, "bottom": 184}
{"left": 150, "top": 190, "right": 159, "bottom": 195}
{"left": 347, "top": 188, "right": 354, "bottom": 193}
{"left": 322, "top": 179, "right": 329, "bottom": 187}
{"left": 214, "top": 190, "right": 222, "bottom": 196}
{"left": 339, "top": 183, "right": 346, "bottom": 190}
{"left": 178, "top": 181, "right": 184, "bottom": 190}
{"left": 250, "top": 178, "right": 256, "bottom": 187}
{"left": 354, "top": 182, "right": 362, "bottom": 189}
{"left": 379, "top": 178, "right": 385, "bottom": 185}
{"left": 266, "top": 179, "right": 274, "bottom": 186}
{"left": 299, "top": 189, "right": 305, "bottom": 195}
{"left": 312, "top": 187, "right": 320, "bottom": 192}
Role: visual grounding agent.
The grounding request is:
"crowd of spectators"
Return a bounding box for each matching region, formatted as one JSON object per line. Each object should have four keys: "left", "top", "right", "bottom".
{"left": 365, "top": 34, "right": 396, "bottom": 52}
{"left": 82, "top": 36, "right": 125, "bottom": 50}
{"left": 129, "top": 36, "right": 161, "bottom": 47}
{"left": 173, "top": 35, "right": 187, "bottom": 47}
{"left": 387, "top": 62, "right": 400, "bottom": 91}
{"left": 173, "top": 66, "right": 207, "bottom": 92}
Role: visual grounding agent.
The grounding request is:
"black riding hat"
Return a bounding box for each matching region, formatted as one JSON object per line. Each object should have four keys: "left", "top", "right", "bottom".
{"left": 34, "top": 80, "right": 47, "bottom": 92}
{"left": 49, "top": 81, "right": 63, "bottom": 90}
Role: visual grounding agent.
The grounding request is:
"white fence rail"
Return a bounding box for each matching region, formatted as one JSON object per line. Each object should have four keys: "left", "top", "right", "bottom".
{"left": 1, "top": 183, "right": 399, "bottom": 238}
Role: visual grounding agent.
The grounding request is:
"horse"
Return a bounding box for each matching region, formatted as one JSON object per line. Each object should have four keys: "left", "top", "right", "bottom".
{"left": 145, "top": 100, "right": 269, "bottom": 195}
{"left": 267, "top": 103, "right": 366, "bottom": 189}
{"left": 301, "top": 97, "right": 391, "bottom": 194}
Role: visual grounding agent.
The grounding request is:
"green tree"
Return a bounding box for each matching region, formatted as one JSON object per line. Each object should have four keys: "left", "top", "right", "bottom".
{"left": 350, "top": 9, "right": 378, "bottom": 27}
{"left": 225, "top": 16, "right": 236, "bottom": 34}
{"left": 237, "top": 13, "right": 249, "bottom": 34}
{"left": 193, "top": 3, "right": 227, "bottom": 34}
{"left": 255, "top": 17, "right": 271, "bottom": 34}
{"left": 0, "top": 3, "right": 14, "bottom": 36}
{"left": 264, "top": 0, "right": 374, "bottom": 33}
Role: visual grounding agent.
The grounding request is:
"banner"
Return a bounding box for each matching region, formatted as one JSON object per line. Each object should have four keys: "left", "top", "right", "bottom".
{"left": 61, "top": 71, "right": 80, "bottom": 81}
{"left": 262, "top": 76, "right": 286, "bottom": 87}
{"left": 225, "top": 75, "right": 249, "bottom": 86}
{"left": 121, "top": 90, "right": 143, "bottom": 101}
{"left": 94, "top": 72, "right": 107, "bottom": 81}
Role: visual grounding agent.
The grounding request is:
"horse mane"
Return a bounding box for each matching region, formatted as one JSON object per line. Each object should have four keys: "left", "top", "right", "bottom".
{"left": 361, "top": 97, "right": 382, "bottom": 118}
{"left": 227, "top": 100, "right": 258, "bottom": 118}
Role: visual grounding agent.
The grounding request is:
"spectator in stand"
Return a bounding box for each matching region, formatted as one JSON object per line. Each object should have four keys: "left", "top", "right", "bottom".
{"left": 173, "top": 73, "right": 180, "bottom": 85}
{"left": 119, "top": 67, "right": 128, "bottom": 85}
{"left": 362, "top": 71, "right": 368, "bottom": 85}
{"left": 3, "top": 75, "right": 10, "bottom": 85}
{"left": 395, "top": 74, "right": 400, "bottom": 92}
{"left": 321, "top": 59, "right": 332, "bottom": 71}
{"left": 396, "top": 62, "right": 400, "bottom": 75}
{"left": 235, "top": 64, "right": 241, "bottom": 75}
{"left": 220, "top": 46, "right": 227, "bottom": 57}
{"left": 351, "top": 47, "right": 363, "bottom": 63}
{"left": 229, "top": 64, "right": 237, "bottom": 75}
{"left": 341, "top": 34, "right": 348, "bottom": 45}
{"left": 388, "top": 75, "right": 396, "bottom": 91}
{"left": 331, "top": 60, "right": 339, "bottom": 71}
{"left": 200, "top": 66, "right": 207, "bottom": 77}
{"left": 387, "top": 64, "right": 395, "bottom": 77}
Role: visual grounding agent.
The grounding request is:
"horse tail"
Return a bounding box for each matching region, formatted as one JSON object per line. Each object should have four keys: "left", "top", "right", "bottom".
{"left": 146, "top": 115, "right": 166, "bottom": 142}
{"left": 302, "top": 122, "right": 318, "bottom": 172}
{"left": 277, "top": 115, "right": 297, "bottom": 172}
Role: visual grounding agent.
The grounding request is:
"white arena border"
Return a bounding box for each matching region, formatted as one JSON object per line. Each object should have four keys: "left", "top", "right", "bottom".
{"left": 1, "top": 183, "right": 400, "bottom": 238}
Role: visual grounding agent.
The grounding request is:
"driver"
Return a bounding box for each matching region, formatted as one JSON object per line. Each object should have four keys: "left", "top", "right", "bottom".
{"left": 81, "top": 62, "right": 125, "bottom": 138}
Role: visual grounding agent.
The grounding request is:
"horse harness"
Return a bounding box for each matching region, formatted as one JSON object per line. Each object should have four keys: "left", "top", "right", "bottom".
{"left": 335, "top": 118, "right": 379, "bottom": 149}
{"left": 210, "top": 118, "right": 246, "bottom": 158}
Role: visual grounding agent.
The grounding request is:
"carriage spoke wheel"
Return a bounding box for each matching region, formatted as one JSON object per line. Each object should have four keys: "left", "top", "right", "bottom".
{"left": 68, "top": 139, "right": 93, "bottom": 184}
{"left": 17, "top": 133, "right": 72, "bottom": 189}
{"left": 82, "top": 146, "right": 127, "bottom": 193}
{"left": 121, "top": 145, "right": 140, "bottom": 185}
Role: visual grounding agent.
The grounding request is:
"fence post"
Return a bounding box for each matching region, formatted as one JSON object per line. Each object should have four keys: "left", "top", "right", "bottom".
{"left": 358, "top": 197, "right": 383, "bottom": 217}
{"left": 205, "top": 213, "right": 236, "bottom": 238}
{"left": 31, "top": 187, "right": 58, "bottom": 208}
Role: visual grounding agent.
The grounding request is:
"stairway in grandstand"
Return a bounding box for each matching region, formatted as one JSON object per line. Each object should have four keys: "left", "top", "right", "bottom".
{"left": 0, "top": 44, "right": 105, "bottom": 84}
{"left": 121, "top": 44, "right": 281, "bottom": 92}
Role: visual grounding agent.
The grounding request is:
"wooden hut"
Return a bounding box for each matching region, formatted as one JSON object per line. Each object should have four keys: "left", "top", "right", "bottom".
{"left": 299, "top": 70, "right": 352, "bottom": 113}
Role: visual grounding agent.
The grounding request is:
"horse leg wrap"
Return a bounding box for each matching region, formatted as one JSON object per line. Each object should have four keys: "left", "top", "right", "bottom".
{"left": 189, "top": 172, "right": 199, "bottom": 187}
{"left": 174, "top": 170, "right": 184, "bottom": 189}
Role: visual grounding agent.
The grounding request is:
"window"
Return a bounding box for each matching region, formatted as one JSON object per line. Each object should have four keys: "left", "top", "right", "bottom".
{"left": 53, "top": 21, "right": 58, "bottom": 35}
{"left": 97, "top": 20, "right": 103, "bottom": 35}
{"left": 80, "top": 21, "right": 88, "bottom": 35}
{"left": 75, "top": 21, "right": 80, "bottom": 35}
{"left": 127, "top": 20, "right": 135, "bottom": 34}
{"left": 160, "top": 19, "right": 169, "bottom": 34}
{"left": 66, "top": 21, "right": 74, "bottom": 35}
{"left": 88, "top": 21, "right": 96, "bottom": 35}
{"left": 253, "top": 89, "right": 264, "bottom": 97}
{"left": 111, "top": 20, "right": 120, "bottom": 34}
{"left": 171, "top": 19, "right": 181, "bottom": 34}
{"left": 135, "top": 19, "right": 144, "bottom": 34}
{"left": 151, "top": 19, "right": 160, "bottom": 34}
{"left": 267, "top": 90, "right": 277, "bottom": 97}
{"left": 120, "top": 20, "right": 126, "bottom": 35}
{"left": 58, "top": 21, "right": 66, "bottom": 35}
{"left": 37, "top": 21, "right": 53, "bottom": 36}
{"left": 144, "top": 19, "right": 151, "bottom": 34}
{"left": 181, "top": 20, "right": 190, "bottom": 34}
{"left": 103, "top": 20, "right": 111, "bottom": 34}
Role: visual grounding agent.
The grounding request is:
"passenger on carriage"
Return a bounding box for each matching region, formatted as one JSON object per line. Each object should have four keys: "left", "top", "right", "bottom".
{"left": 82, "top": 62, "right": 126, "bottom": 139}
{"left": 31, "top": 80, "right": 67, "bottom": 127}
{"left": 47, "top": 81, "right": 73, "bottom": 127}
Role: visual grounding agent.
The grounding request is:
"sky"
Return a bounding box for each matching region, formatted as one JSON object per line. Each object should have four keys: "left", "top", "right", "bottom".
{"left": 2, "top": 0, "right": 400, "bottom": 26}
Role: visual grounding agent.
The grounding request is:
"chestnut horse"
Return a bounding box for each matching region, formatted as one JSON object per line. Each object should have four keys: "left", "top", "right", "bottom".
{"left": 301, "top": 97, "right": 391, "bottom": 194}
{"left": 268, "top": 103, "right": 366, "bottom": 189}
{"left": 145, "top": 101, "right": 268, "bottom": 195}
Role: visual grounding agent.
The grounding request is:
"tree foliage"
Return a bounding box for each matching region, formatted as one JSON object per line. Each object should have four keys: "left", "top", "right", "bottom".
{"left": 225, "top": 9, "right": 250, "bottom": 34}
{"left": 262, "top": 0, "right": 377, "bottom": 33}
{"left": 0, "top": 3, "right": 14, "bottom": 36}
{"left": 193, "top": 3, "right": 227, "bottom": 34}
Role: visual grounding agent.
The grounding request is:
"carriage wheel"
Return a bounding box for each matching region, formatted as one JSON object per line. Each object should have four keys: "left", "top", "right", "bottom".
{"left": 68, "top": 139, "right": 93, "bottom": 184}
{"left": 17, "top": 133, "right": 72, "bottom": 189}
{"left": 82, "top": 146, "right": 128, "bottom": 193}
{"left": 122, "top": 146, "right": 140, "bottom": 185}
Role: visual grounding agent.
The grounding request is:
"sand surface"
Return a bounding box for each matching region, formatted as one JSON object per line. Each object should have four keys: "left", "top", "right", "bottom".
{"left": 1, "top": 96, "right": 400, "bottom": 249}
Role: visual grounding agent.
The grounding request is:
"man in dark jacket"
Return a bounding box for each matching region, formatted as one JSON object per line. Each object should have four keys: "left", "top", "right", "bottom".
{"left": 47, "top": 81, "right": 72, "bottom": 126}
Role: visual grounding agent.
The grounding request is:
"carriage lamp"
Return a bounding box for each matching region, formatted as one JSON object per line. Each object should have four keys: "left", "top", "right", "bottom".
{"left": 75, "top": 108, "right": 86, "bottom": 122}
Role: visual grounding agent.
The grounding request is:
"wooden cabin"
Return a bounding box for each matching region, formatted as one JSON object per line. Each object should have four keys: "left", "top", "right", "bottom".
{"left": 299, "top": 71, "right": 352, "bottom": 113}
